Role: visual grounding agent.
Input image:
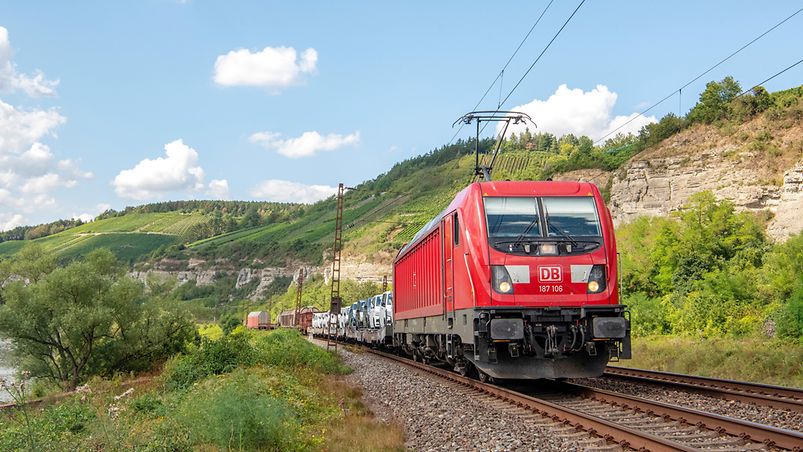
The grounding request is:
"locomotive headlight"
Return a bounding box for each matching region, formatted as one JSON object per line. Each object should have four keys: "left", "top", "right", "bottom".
{"left": 492, "top": 266, "right": 514, "bottom": 294}
{"left": 539, "top": 243, "right": 558, "bottom": 255}
{"left": 587, "top": 265, "right": 607, "bottom": 294}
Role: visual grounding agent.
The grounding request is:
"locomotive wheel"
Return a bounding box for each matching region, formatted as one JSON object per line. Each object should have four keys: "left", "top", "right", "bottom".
{"left": 478, "top": 370, "right": 493, "bottom": 383}
{"left": 456, "top": 361, "right": 473, "bottom": 378}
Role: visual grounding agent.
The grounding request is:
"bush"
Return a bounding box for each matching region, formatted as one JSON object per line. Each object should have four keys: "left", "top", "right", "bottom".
{"left": 252, "top": 328, "right": 349, "bottom": 375}
{"left": 197, "top": 323, "right": 224, "bottom": 341}
{"left": 164, "top": 331, "right": 255, "bottom": 390}
{"left": 131, "top": 393, "right": 165, "bottom": 416}
{"left": 624, "top": 292, "right": 670, "bottom": 336}
{"left": 776, "top": 283, "right": 803, "bottom": 339}
{"left": 0, "top": 398, "right": 95, "bottom": 451}
{"left": 176, "top": 369, "right": 301, "bottom": 451}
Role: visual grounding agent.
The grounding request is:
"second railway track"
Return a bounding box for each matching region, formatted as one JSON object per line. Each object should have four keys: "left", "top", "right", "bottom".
{"left": 603, "top": 367, "right": 803, "bottom": 412}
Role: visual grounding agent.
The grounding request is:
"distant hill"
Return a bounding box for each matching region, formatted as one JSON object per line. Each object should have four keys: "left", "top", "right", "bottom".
{"left": 2, "top": 79, "right": 801, "bottom": 269}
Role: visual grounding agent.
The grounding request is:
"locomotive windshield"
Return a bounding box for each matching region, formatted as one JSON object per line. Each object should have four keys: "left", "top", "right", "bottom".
{"left": 484, "top": 197, "right": 541, "bottom": 241}
{"left": 542, "top": 197, "right": 601, "bottom": 237}
{"left": 484, "top": 196, "right": 602, "bottom": 255}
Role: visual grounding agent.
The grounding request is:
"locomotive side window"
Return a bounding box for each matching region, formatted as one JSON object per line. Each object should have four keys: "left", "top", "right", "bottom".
{"left": 542, "top": 197, "right": 601, "bottom": 236}
{"left": 453, "top": 212, "right": 460, "bottom": 245}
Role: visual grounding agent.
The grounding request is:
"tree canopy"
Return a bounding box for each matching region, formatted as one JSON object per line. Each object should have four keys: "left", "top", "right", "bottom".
{"left": 0, "top": 246, "right": 194, "bottom": 389}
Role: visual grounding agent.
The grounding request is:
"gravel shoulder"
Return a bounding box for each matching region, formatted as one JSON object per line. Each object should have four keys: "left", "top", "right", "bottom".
{"left": 327, "top": 343, "right": 605, "bottom": 452}
{"left": 570, "top": 376, "right": 803, "bottom": 432}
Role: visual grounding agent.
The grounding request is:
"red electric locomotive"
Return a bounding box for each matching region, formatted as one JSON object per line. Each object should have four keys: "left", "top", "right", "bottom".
{"left": 392, "top": 112, "right": 631, "bottom": 381}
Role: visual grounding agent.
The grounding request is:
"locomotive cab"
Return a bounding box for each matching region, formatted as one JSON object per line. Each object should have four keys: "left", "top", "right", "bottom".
{"left": 393, "top": 181, "right": 631, "bottom": 380}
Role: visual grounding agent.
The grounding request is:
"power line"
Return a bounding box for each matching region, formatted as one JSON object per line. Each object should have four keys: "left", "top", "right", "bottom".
{"left": 594, "top": 6, "right": 803, "bottom": 144}
{"left": 446, "top": 0, "right": 556, "bottom": 146}
{"left": 737, "top": 57, "right": 803, "bottom": 97}
{"left": 498, "top": 0, "right": 586, "bottom": 109}
{"left": 476, "top": 0, "right": 586, "bottom": 144}
{"left": 467, "top": 0, "right": 586, "bottom": 175}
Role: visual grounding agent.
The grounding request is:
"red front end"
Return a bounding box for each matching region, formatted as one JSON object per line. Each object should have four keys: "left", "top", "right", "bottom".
{"left": 393, "top": 181, "right": 630, "bottom": 380}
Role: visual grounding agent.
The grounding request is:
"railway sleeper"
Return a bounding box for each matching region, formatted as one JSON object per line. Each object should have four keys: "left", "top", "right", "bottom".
{"left": 662, "top": 430, "right": 719, "bottom": 440}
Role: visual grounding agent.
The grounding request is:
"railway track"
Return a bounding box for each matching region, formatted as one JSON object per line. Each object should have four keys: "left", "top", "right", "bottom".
{"left": 604, "top": 367, "right": 803, "bottom": 413}
{"left": 332, "top": 341, "right": 803, "bottom": 451}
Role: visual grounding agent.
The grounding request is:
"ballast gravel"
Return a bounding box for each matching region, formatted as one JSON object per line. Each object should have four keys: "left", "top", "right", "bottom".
{"left": 570, "top": 375, "right": 803, "bottom": 433}
{"left": 338, "top": 347, "right": 595, "bottom": 452}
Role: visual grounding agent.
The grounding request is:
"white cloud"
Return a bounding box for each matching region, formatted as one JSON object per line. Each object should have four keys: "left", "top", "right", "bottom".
{"left": 250, "top": 179, "right": 337, "bottom": 204}
{"left": 0, "top": 100, "right": 65, "bottom": 154}
{"left": 249, "top": 130, "right": 360, "bottom": 158}
{"left": 0, "top": 27, "right": 58, "bottom": 96}
{"left": 72, "top": 213, "right": 94, "bottom": 223}
{"left": 207, "top": 179, "right": 230, "bottom": 200}
{"left": 113, "top": 139, "right": 206, "bottom": 200}
{"left": 213, "top": 46, "right": 317, "bottom": 90}
{"left": 0, "top": 213, "right": 25, "bottom": 231}
{"left": 69, "top": 202, "right": 113, "bottom": 224}
{"left": 0, "top": 96, "right": 88, "bottom": 225}
{"left": 20, "top": 173, "right": 61, "bottom": 193}
{"left": 505, "top": 84, "right": 657, "bottom": 140}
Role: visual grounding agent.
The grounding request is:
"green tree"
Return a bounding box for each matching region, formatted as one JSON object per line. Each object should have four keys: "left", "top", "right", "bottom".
{"left": 240, "top": 207, "right": 261, "bottom": 228}
{"left": 0, "top": 248, "right": 193, "bottom": 389}
{"left": 639, "top": 113, "right": 687, "bottom": 147}
{"left": 687, "top": 76, "right": 742, "bottom": 123}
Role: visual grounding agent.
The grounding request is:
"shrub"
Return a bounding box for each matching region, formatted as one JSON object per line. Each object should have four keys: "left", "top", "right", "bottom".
{"left": 164, "top": 331, "right": 255, "bottom": 390}
{"left": 197, "top": 323, "right": 224, "bottom": 341}
{"left": 624, "top": 292, "right": 670, "bottom": 336}
{"left": 176, "top": 369, "right": 301, "bottom": 451}
{"left": 252, "top": 329, "right": 349, "bottom": 375}
{"left": 131, "top": 393, "right": 165, "bottom": 416}
{"left": 776, "top": 283, "right": 803, "bottom": 339}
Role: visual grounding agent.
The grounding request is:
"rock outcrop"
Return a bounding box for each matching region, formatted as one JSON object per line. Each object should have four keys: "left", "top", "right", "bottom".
{"left": 605, "top": 120, "right": 802, "bottom": 240}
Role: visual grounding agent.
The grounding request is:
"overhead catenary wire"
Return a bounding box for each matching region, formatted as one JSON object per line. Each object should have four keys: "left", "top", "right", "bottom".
{"left": 736, "top": 57, "right": 803, "bottom": 98}
{"left": 496, "top": 0, "right": 586, "bottom": 111}
{"left": 471, "top": 0, "right": 586, "bottom": 173}
{"left": 594, "top": 6, "right": 803, "bottom": 144}
{"left": 446, "top": 0, "right": 556, "bottom": 146}
{"left": 475, "top": 0, "right": 586, "bottom": 152}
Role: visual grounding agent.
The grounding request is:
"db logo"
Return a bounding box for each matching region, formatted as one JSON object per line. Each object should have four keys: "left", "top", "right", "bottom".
{"left": 538, "top": 266, "right": 562, "bottom": 282}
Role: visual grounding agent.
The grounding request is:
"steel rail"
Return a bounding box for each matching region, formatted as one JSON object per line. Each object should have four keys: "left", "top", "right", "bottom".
{"left": 605, "top": 366, "right": 803, "bottom": 412}
{"left": 365, "top": 348, "right": 699, "bottom": 452}
{"left": 319, "top": 337, "right": 802, "bottom": 450}
{"left": 565, "top": 381, "right": 803, "bottom": 451}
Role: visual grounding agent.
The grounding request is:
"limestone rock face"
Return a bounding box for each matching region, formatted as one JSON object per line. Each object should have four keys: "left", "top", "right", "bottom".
{"left": 603, "top": 120, "right": 803, "bottom": 240}
{"left": 131, "top": 261, "right": 294, "bottom": 301}
{"left": 767, "top": 162, "right": 803, "bottom": 240}
{"left": 322, "top": 255, "right": 390, "bottom": 285}
{"left": 130, "top": 269, "right": 217, "bottom": 286}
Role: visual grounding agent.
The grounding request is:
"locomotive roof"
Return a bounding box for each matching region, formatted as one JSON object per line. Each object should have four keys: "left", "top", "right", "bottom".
{"left": 395, "top": 180, "right": 599, "bottom": 260}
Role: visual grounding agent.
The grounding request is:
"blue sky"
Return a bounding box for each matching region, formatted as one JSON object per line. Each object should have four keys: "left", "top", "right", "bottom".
{"left": 1, "top": 0, "right": 801, "bottom": 229}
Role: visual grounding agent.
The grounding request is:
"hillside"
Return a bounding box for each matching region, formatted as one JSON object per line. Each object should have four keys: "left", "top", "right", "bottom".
{"left": 1, "top": 79, "right": 801, "bottom": 311}
{"left": 0, "top": 212, "right": 195, "bottom": 262}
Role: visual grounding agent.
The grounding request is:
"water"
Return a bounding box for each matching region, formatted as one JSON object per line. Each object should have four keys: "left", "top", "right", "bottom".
{"left": 0, "top": 339, "right": 15, "bottom": 403}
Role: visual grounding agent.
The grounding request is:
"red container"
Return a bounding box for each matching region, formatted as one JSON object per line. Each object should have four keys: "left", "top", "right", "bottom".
{"left": 246, "top": 311, "right": 269, "bottom": 329}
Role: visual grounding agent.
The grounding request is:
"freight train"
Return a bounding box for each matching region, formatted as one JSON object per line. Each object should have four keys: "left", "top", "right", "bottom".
{"left": 313, "top": 180, "right": 630, "bottom": 381}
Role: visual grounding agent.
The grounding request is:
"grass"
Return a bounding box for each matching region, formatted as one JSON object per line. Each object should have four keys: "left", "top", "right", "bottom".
{"left": 0, "top": 213, "right": 191, "bottom": 262}
{"left": 68, "top": 212, "right": 207, "bottom": 237}
{"left": 0, "top": 328, "right": 404, "bottom": 451}
{"left": 613, "top": 335, "right": 803, "bottom": 388}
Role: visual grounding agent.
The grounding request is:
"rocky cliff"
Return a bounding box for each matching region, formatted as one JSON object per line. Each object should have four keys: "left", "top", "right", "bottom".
{"left": 559, "top": 118, "right": 803, "bottom": 240}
